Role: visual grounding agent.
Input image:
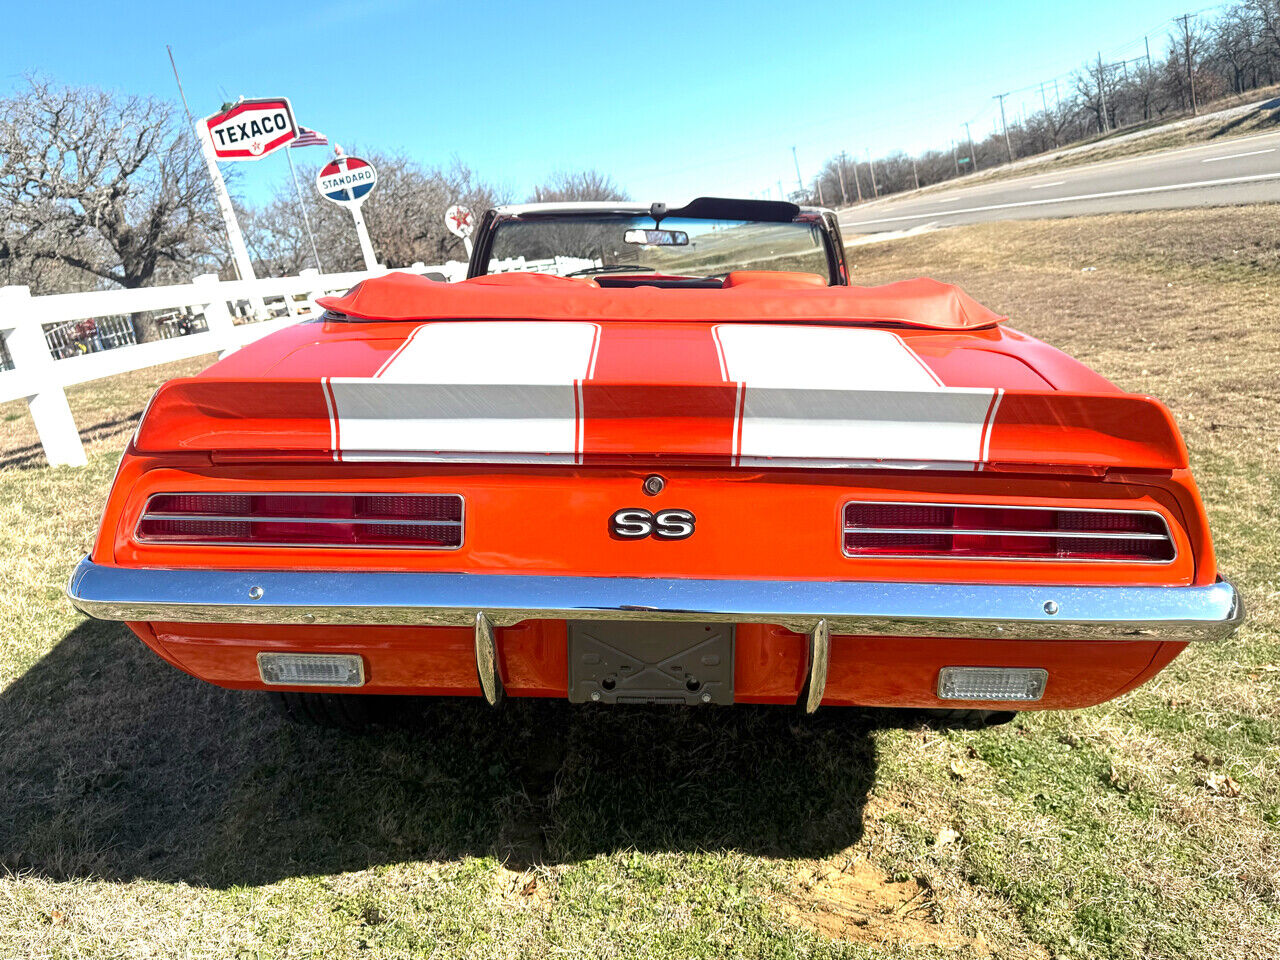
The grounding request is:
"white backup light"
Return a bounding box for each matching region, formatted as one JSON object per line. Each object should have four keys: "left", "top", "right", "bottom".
{"left": 937, "top": 666, "right": 1048, "bottom": 702}
{"left": 257, "top": 653, "right": 365, "bottom": 687}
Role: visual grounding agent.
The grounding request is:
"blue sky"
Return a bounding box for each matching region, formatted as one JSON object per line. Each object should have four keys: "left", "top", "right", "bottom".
{"left": 2, "top": 0, "right": 1213, "bottom": 206}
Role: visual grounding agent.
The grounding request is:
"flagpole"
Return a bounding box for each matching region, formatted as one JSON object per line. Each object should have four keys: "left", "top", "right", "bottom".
{"left": 286, "top": 146, "right": 324, "bottom": 273}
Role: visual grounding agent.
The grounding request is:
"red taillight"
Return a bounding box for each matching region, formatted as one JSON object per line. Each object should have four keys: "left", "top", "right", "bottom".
{"left": 136, "top": 493, "right": 463, "bottom": 549}
{"left": 842, "top": 502, "right": 1174, "bottom": 562}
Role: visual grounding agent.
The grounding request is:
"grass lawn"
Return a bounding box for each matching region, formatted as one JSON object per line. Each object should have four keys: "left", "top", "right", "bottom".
{"left": 1, "top": 206, "right": 1277, "bottom": 958}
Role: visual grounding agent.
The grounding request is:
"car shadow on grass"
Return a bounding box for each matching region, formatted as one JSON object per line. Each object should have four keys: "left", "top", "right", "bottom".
{"left": 0, "top": 620, "right": 879, "bottom": 887}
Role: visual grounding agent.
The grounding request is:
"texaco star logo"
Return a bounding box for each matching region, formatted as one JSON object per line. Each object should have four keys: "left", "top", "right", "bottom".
{"left": 449, "top": 208, "right": 472, "bottom": 231}
{"left": 249, "top": 139, "right": 265, "bottom": 155}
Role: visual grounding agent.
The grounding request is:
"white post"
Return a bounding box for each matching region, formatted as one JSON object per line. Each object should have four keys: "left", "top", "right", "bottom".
{"left": 1, "top": 286, "right": 88, "bottom": 467}
{"left": 193, "top": 123, "right": 266, "bottom": 320}
{"left": 195, "top": 120, "right": 256, "bottom": 283}
{"left": 299, "top": 267, "right": 324, "bottom": 315}
{"left": 192, "top": 273, "right": 237, "bottom": 357}
{"left": 349, "top": 205, "right": 380, "bottom": 272}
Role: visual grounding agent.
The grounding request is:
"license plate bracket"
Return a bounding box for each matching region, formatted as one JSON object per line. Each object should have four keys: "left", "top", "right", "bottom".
{"left": 567, "top": 620, "right": 734, "bottom": 705}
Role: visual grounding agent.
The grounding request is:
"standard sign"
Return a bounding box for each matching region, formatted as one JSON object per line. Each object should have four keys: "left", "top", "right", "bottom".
{"left": 205, "top": 98, "right": 297, "bottom": 160}
{"left": 316, "top": 155, "right": 378, "bottom": 206}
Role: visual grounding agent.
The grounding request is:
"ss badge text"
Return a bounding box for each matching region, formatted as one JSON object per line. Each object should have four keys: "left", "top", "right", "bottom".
{"left": 609, "top": 508, "right": 696, "bottom": 541}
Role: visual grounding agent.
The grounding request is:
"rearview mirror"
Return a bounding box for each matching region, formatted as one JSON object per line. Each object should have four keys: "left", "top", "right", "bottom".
{"left": 624, "top": 228, "right": 689, "bottom": 246}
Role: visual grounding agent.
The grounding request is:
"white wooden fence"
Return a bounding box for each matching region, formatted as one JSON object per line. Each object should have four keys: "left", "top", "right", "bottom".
{"left": 487, "top": 255, "right": 599, "bottom": 275}
{"left": 0, "top": 261, "right": 467, "bottom": 467}
{"left": 0, "top": 252, "right": 608, "bottom": 468}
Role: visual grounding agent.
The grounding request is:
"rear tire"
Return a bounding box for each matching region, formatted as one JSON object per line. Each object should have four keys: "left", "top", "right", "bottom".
{"left": 268, "top": 690, "right": 387, "bottom": 730}
{"left": 920, "top": 708, "right": 1018, "bottom": 728}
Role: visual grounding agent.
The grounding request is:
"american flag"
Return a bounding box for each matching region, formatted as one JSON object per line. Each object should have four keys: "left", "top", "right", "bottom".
{"left": 290, "top": 126, "right": 329, "bottom": 148}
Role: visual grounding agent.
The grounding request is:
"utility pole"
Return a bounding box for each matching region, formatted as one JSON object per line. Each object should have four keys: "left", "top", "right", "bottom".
{"left": 1040, "top": 82, "right": 1049, "bottom": 116}
{"left": 952, "top": 140, "right": 959, "bottom": 176}
{"left": 911, "top": 156, "right": 920, "bottom": 190}
{"left": 964, "top": 121, "right": 978, "bottom": 171}
{"left": 1145, "top": 35, "right": 1152, "bottom": 69}
{"left": 993, "top": 92, "right": 1013, "bottom": 163}
{"left": 850, "top": 153, "right": 864, "bottom": 202}
{"left": 865, "top": 148, "right": 878, "bottom": 198}
{"left": 1177, "top": 13, "right": 1198, "bottom": 114}
{"left": 777, "top": 179, "right": 785, "bottom": 201}
{"left": 816, "top": 179, "right": 824, "bottom": 205}
{"left": 1097, "top": 53, "right": 1110, "bottom": 132}
{"left": 791, "top": 145, "right": 804, "bottom": 193}
{"left": 836, "top": 151, "right": 848, "bottom": 204}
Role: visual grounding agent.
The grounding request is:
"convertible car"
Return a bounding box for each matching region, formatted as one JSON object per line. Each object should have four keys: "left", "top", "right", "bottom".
{"left": 68, "top": 197, "right": 1241, "bottom": 727}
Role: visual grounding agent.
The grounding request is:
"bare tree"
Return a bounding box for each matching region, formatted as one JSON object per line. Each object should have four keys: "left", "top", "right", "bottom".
{"left": 0, "top": 77, "right": 223, "bottom": 313}
{"left": 527, "top": 169, "right": 629, "bottom": 202}
{"left": 1074, "top": 58, "right": 1122, "bottom": 133}
{"left": 1212, "top": 5, "right": 1262, "bottom": 93}
{"left": 249, "top": 151, "right": 505, "bottom": 274}
{"left": 1250, "top": 0, "right": 1280, "bottom": 71}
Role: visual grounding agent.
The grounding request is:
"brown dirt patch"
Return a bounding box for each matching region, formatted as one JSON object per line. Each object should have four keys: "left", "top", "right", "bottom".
{"left": 495, "top": 865, "right": 555, "bottom": 908}
{"left": 776, "top": 853, "right": 986, "bottom": 953}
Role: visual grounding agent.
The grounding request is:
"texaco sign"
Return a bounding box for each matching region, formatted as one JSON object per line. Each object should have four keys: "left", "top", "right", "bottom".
{"left": 204, "top": 98, "right": 298, "bottom": 161}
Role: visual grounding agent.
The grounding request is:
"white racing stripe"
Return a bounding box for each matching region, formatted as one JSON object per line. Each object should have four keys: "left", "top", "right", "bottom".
{"left": 372, "top": 320, "right": 599, "bottom": 384}
{"left": 736, "top": 386, "right": 999, "bottom": 463}
{"left": 715, "top": 325, "right": 996, "bottom": 463}
{"left": 329, "top": 382, "right": 580, "bottom": 459}
{"left": 325, "top": 322, "right": 1000, "bottom": 465}
{"left": 714, "top": 325, "right": 941, "bottom": 390}
{"left": 331, "top": 321, "right": 598, "bottom": 458}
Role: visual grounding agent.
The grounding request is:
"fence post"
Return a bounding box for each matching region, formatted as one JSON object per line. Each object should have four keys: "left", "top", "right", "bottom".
{"left": 1, "top": 285, "right": 88, "bottom": 467}
{"left": 298, "top": 268, "right": 324, "bottom": 315}
{"left": 193, "top": 273, "right": 237, "bottom": 356}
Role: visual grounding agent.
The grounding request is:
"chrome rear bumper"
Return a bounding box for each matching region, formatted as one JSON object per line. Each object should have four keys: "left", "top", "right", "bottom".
{"left": 67, "top": 557, "right": 1242, "bottom": 643}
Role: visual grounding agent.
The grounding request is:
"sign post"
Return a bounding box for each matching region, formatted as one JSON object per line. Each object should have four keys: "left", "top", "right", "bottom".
{"left": 444, "top": 204, "right": 474, "bottom": 258}
{"left": 198, "top": 97, "right": 301, "bottom": 284}
{"left": 195, "top": 118, "right": 256, "bottom": 282}
{"left": 316, "top": 151, "right": 379, "bottom": 271}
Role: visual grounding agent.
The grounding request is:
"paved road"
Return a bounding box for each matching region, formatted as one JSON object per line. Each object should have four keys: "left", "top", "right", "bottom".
{"left": 839, "top": 128, "right": 1280, "bottom": 235}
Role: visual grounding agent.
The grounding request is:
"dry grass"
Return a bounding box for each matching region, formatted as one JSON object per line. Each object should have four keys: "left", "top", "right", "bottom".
{"left": 1, "top": 206, "right": 1278, "bottom": 958}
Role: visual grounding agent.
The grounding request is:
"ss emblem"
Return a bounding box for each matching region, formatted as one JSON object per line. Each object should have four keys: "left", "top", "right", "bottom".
{"left": 609, "top": 507, "right": 696, "bottom": 541}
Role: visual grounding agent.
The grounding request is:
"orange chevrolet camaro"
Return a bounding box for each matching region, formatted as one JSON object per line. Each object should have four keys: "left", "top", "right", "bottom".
{"left": 68, "top": 197, "right": 1242, "bottom": 728}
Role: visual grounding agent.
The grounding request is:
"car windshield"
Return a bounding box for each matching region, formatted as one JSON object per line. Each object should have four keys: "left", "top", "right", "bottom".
{"left": 487, "top": 215, "right": 834, "bottom": 283}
